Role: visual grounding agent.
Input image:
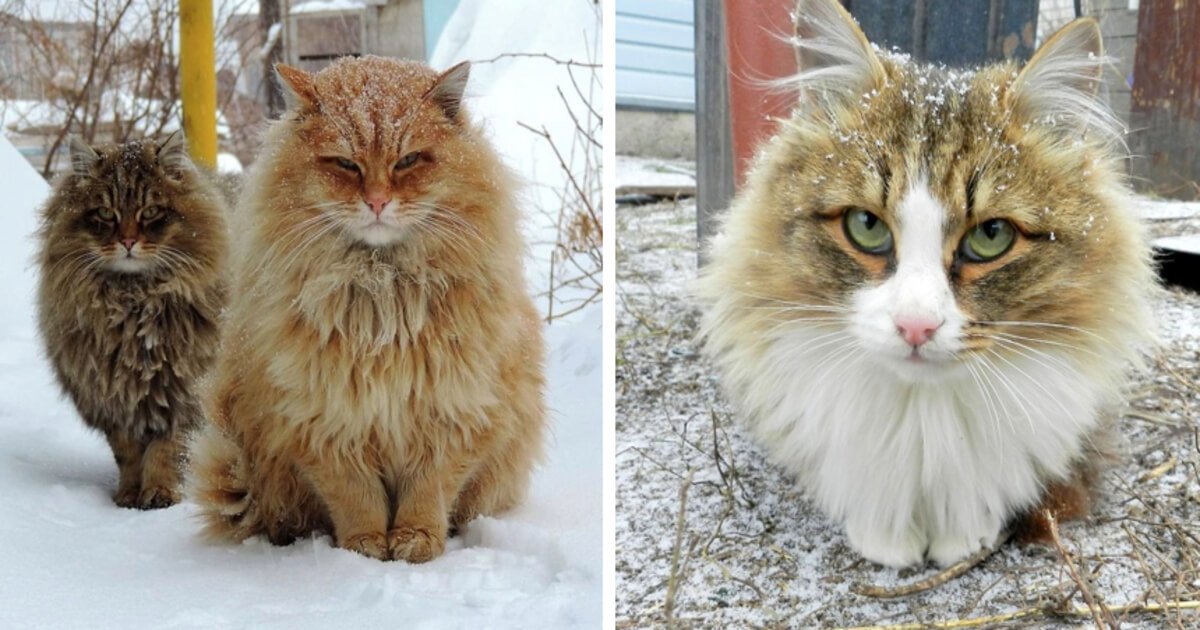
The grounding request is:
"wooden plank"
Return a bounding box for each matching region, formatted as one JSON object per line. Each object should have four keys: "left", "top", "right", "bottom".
{"left": 694, "top": 0, "right": 734, "bottom": 265}
{"left": 616, "top": 183, "right": 697, "bottom": 198}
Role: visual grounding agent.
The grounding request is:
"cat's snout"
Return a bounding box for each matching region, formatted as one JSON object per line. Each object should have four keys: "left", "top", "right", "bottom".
{"left": 894, "top": 315, "right": 941, "bottom": 347}
{"left": 121, "top": 238, "right": 137, "bottom": 253}
{"left": 363, "top": 190, "right": 392, "bottom": 216}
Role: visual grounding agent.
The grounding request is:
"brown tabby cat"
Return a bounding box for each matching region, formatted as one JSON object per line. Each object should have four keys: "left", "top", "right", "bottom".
{"left": 36, "top": 134, "right": 228, "bottom": 509}
{"left": 189, "top": 56, "right": 546, "bottom": 563}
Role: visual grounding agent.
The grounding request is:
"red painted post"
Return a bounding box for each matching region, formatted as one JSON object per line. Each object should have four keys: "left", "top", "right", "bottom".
{"left": 723, "top": 0, "right": 799, "bottom": 188}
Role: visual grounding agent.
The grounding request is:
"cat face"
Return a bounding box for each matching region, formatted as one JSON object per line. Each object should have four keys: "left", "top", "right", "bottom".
{"left": 45, "top": 135, "right": 206, "bottom": 276}
{"left": 274, "top": 58, "right": 476, "bottom": 248}
{"left": 717, "top": 4, "right": 1149, "bottom": 384}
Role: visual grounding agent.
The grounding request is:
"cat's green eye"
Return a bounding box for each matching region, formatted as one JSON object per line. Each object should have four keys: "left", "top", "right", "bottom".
{"left": 334, "top": 158, "right": 360, "bottom": 172}
{"left": 141, "top": 206, "right": 163, "bottom": 221}
{"left": 395, "top": 152, "right": 421, "bottom": 170}
{"left": 960, "top": 219, "right": 1017, "bottom": 262}
{"left": 843, "top": 208, "right": 893, "bottom": 254}
{"left": 95, "top": 208, "right": 115, "bottom": 221}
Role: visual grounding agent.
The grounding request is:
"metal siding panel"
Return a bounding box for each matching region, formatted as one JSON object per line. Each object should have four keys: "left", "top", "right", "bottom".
{"left": 616, "top": 41, "right": 693, "bottom": 76}
{"left": 615, "top": 0, "right": 693, "bottom": 24}
{"left": 616, "top": 67, "right": 695, "bottom": 110}
{"left": 615, "top": 0, "right": 696, "bottom": 110}
{"left": 616, "top": 14, "right": 694, "bottom": 51}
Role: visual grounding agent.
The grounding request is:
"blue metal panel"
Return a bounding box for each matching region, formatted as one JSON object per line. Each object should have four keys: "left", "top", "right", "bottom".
{"left": 424, "top": 0, "right": 463, "bottom": 60}
{"left": 615, "top": 67, "right": 695, "bottom": 111}
{"left": 616, "top": 0, "right": 695, "bottom": 111}
{"left": 615, "top": 0, "right": 692, "bottom": 23}
{"left": 616, "top": 14, "right": 693, "bottom": 52}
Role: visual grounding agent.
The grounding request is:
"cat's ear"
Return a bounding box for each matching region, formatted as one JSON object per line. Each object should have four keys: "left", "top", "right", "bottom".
{"left": 425, "top": 61, "right": 470, "bottom": 122}
{"left": 68, "top": 135, "right": 98, "bottom": 176}
{"left": 1009, "top": 18, "right": 1119, "bottom": 140}
{"left": 790, "top": 0, "right": 886, "bottom": 105}
{"left": 156, "top": 130, "right": 192, "bottom": 176}
{"left": 275, "top": 63, "right": 318, "bottom": 111}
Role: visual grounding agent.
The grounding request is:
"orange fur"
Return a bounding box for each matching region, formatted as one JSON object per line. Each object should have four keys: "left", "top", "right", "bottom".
{"left": 188, "top": 56, "right": 546, "bottom": 562}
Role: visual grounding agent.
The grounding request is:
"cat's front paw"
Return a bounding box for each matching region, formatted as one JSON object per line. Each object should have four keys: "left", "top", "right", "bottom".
{"left": 340, "top": 532, "right": 389, "bottom": 560}
{"left": 136, "top": 485, "right": 180, "bottom": 510}
{"left": 928, "top": 525, "right": 1003, "bottom": 567}
{"left": 114, "top": 487, "right": 141, "bottom": 508}
{"left": 846, "top": 522, "right": 926, "bottom": 569}
{"left": 387, "top": 526, "right": 445, "bottom": 563}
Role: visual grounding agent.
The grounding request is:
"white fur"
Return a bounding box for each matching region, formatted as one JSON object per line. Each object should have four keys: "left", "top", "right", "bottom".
{"left": 105, "top": 245, "right": 150, "bottom": 273}
{"left": 851, "top": 180, "right": 966, "bottom": 381}
{"left": 349, "top": 198, "right": 411, "bottom": 246}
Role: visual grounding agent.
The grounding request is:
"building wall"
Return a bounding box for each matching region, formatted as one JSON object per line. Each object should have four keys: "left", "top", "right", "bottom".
{"left": 423, "top": 0, "right": 461, "bottom": 59}
{"left": 615, "top": 0, "right": 694, "bottom": 111}
{"left": 370, "top": 0, "right": 425, "bottom": 61}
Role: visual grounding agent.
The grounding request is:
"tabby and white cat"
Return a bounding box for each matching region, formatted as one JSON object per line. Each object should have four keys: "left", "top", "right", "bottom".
{"left": 698, "top": 0, "right": 1155, "bottom": 568}
{"left": 189, "top": 56, "right": 546, "bottom": 562}
{"left": 36, "top": 134, "right": 228, "bottom": 509}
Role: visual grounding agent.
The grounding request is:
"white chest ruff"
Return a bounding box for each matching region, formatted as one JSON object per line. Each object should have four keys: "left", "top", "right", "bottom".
{"left": 731, "top": 326, "right": 1117, "bottom": 565}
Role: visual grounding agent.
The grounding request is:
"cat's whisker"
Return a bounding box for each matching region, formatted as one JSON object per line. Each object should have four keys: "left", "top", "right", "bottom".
{"left": 758, "top": 315, "right": 847, "bottom": 339}
{"left": 973, "top": 320, "right": 1113, "bottom": 347}
{"left": 732, "top": 290, "right": 851, "bottom": 312}
{"left": 983, "top": 330, "right": 1109, "bottom": 363}
{"left": 46, "top": 251, "right": 99, "bottom": 279}
{"left": 984, "top": 346, "right": 1081, "bottom": 434}
{"left": 276, "top": 219, "right": 344, "bottom": 272}
{"left": 774, "top": 330, "right": 856, "bottom": 361}
{"left": 409, "top": 204, "right": 486, "bottom": 241}
{"left": 962, "top": 360, "right": 1001, "bottom": 448}
{"left": 982, "top": 334, "right": 1079, "bottom": 373}
{"left": 411, "top": 215, "right": 475, "bottom": 252}
{"left": 970, "top": 356, "right": 1019, "bottom": 436}
{"left": 258, "top": 214, "right": 344, "bottom": 273}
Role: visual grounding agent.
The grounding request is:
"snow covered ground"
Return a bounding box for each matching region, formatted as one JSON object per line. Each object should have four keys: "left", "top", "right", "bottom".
{"left": 0, "top": 1, "right": 601, "bottom": 627}
{"left": 616, "top": 192, "right": 1200, "bottom": 628}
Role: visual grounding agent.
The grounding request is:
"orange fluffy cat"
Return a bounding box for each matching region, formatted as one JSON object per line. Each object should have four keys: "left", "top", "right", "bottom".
{"left": 189, "top": 56, "right": 546, "bottom": 563}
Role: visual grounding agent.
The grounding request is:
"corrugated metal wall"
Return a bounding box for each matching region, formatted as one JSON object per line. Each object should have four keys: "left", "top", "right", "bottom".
{"left": 615, "top": 0, "right": 694, "bottom": 111}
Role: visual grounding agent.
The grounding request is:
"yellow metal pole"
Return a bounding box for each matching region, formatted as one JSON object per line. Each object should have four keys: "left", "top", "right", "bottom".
{"left": 179, "top": 0, "right": 216, "bottom": 169}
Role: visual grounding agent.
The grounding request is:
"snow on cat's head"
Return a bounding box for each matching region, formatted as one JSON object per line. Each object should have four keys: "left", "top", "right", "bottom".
{"left": 703, "top": 0, "right": 1153, "bottom": 384}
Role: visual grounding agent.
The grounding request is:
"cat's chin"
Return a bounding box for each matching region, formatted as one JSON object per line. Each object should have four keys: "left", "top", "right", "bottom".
{"left": 105, "top": 257, "right": 151, "bottom": 274}
{"left": 877, "top": 353, "right": 962, "bottom": 384}
{"left": 350, "top": 223, "right": 408, "bottom": 247}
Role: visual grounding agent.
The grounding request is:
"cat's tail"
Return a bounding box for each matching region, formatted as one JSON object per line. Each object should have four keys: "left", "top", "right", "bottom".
{"left": 187, "top": 423, "right": 262, "bottom": 542}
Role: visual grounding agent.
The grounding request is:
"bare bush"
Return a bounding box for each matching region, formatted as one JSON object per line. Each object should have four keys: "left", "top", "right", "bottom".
{"left": 513, "top": 50, "right": 603, "bottom": 323}
{"left": 0, "top": 0, "right": 254, "bottom": 175}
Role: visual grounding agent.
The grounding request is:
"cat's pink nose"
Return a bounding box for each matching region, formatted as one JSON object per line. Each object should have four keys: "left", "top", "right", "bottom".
{"left": 364, "top": 192, "right": 391, "bottom": 216}
{"left": 121, "top": 238, "right": 137, "bottom": 252}
{"left": 894, "top": 316, "right": 941, "bottom": 347}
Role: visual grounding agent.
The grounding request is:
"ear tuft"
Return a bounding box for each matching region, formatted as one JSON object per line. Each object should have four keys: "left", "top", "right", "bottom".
{"left": 425, "top": 61, "right": 470, "bottom": 122}
{"left": 156, "top": 130, "right": 192, "bottom": 176}
{"left": 68, "top": 135, "right": 98, "bottom": 176}
{"left": 1009, "top": 18, "right": 1121, "bottom": 143}
{"left": 788, "top": 0, "right": 886, "bottom": 105}
{"left": 275, "top": 63, "right": 318, "bottom": 111}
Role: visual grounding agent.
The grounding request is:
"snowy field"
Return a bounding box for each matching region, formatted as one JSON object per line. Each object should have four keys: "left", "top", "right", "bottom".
{"left": 616, "top": 192, "right": 1200, "bottom": 628}
{"left": 0, "top": 1, "right": 601, "bottom": 628}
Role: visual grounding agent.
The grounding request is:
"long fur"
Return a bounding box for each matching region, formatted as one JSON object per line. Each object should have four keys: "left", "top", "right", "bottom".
{"left": 36, "top": 137, "right": 228, "bottom": 509}
{"left": 188, "top": 56, "right": 546, "bottom": 562}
